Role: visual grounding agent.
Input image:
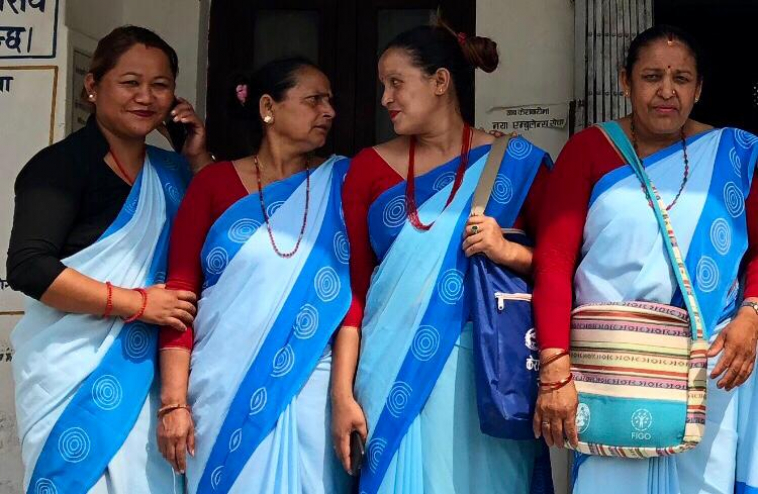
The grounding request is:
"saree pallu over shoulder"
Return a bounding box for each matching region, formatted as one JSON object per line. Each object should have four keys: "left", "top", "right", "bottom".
{"left": 572, "top": 126, "right": 758, "bottom": 493}
{"left": 11, "top": 147, "right": 188, "bottom": 494}
{"left": 187, "top": 156, "right": 352, "bottom": 494}
{"left": 355, "top": 139, "right": 549, "bottom": 494}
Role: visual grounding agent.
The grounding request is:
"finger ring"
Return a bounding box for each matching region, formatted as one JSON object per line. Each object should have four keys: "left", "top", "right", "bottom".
{"left": 542, "top": 421, "right": 551, "bottom": 427}
{"left": 471, "top": 225, "right": 479, "bottom": 234}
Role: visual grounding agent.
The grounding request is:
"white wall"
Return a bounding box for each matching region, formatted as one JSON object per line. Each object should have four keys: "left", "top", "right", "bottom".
{"left": 475, "top": 0, "right": 575, "bottom": 160}
{"left": 0, "top": 2, "right": 71, "bottom": 490}
{"left": 475, "top": 1, "right": 575, "bottom": 493}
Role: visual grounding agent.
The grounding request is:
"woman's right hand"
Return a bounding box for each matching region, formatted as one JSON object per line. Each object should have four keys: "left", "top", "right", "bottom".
{"left": 331, "top": 395, "right": 368, "bottom": 474}
{"left": 533, "top": 351, "right": 579, "bottom": 448}
{"left": 157, "top": 407, "right": 195, "bottom": 474}
{"left": 140, "top": 284, "right": 197, "bottom": 331}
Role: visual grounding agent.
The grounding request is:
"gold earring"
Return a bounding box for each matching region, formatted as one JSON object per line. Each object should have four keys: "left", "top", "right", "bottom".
{"left": 263, "top": 115, "right": 273, "bottom": 124}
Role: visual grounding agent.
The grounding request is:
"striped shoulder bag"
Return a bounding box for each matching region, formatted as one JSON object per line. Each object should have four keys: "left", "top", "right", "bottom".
{"left": 568, "top": 122, "right": 709, "bottom": 458}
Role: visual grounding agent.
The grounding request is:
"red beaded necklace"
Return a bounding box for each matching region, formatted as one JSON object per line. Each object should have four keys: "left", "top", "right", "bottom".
{"left": 405, "top": 123, "right": 473, "bottom": 231}
{"left": 109, "top": 148, "right": 143, "bottom": 186}
{"left": 254, "top": 155, "right": 310, "bottom": 258}
{"left": 630, "top": 118, "right": 690, "bottom": 211}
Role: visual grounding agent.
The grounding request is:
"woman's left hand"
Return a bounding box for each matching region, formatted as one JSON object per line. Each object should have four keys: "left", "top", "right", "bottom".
{"left": 462, "top": 215, "right": 510, "bottom": 263}
{"left": 708, "top": 306, "right": 758, "bottom": 391}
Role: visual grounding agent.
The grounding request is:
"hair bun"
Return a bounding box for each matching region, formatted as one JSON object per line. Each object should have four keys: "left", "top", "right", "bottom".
{"left": 461, "top": 35, "right": 499, "bottom": 73}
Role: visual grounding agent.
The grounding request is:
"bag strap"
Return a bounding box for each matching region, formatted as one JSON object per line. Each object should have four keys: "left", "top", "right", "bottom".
{"left": 595, "top": 122, "right": 704, "bottom": 341}
{"left": 471, "top": 133, "right": 515, "bottom": 216}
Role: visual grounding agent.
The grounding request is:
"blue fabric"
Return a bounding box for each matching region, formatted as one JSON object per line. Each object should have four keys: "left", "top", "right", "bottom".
{"left": 186, "top": 157, "right": 352, "bottom": 494}
{"left": 13, "top": 147, "right": 188, "bottom": 494}
{"left": 355, "top": 139, "right": 550, "bottom": 494}
{"left": 468, "top": 232, "right": 539, "bottom": 440}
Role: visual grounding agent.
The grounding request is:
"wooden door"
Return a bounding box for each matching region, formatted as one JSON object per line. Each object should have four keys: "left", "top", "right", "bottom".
{"left": 206, "top": 0, "right": 474, "bottom": 159}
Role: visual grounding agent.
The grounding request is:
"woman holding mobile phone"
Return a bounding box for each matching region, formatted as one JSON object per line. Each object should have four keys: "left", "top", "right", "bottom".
{"left": 7, "top": 26, "right": 211, "bottom": 493}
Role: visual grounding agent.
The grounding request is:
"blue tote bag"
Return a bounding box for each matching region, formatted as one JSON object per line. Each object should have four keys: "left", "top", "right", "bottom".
{"left": 469, "top": 230, "right": 539, "bottom": 440}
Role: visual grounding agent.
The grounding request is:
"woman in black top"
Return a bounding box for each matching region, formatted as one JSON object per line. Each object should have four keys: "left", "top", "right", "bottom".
{"left": 7, "top": 26, "right": 210, "bottom": 494}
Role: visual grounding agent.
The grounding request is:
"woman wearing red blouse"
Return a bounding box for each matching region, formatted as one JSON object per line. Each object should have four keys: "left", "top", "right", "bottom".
{"left": 532, "top": 25, "right": 758, "bottom": 494}
{"left": 157, "top": 58, "right": 354, "bottom": 493}
{"left": 331, "top": 21, "right": 553, "bottom": 494}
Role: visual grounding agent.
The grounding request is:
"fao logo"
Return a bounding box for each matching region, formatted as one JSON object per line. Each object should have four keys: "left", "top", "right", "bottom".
{"left": 576, "top": 403, "right": 591, "bottom": 434}
{"left": 631, "top": 409, "right": 653, "bottom": 432}
{"left": 524, "top": 328, "right": 538, "bottom": 351}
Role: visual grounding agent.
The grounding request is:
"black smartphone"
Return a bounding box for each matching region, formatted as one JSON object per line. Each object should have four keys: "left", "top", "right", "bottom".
{"left": 348, "top": 430, "right": 365, "bottom": 476}
{"left": 164, "top": 98, "right": 189, "bottom": 152}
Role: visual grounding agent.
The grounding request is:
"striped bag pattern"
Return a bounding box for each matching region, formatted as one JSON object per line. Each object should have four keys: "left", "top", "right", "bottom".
{"left": 567, "top": 124, "right": 708, "bottom": 458}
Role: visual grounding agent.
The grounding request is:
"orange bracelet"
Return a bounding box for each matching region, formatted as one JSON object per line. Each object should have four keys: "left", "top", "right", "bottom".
{"left": 103, "top": 281, "right": 114, "bottom": 318}
{"left": 123, "top": 288, "right": 147, "bottom": 323}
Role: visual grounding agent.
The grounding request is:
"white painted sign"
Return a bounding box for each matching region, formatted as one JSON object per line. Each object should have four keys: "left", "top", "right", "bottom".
{"left": 484, "top": 103, "right": 569, "bottom": 133}
{"left": 0, "top": 0, "right": 60, "bottom": 59}
{"left": 0, "top": 65, "right": 57, "bottom": 313}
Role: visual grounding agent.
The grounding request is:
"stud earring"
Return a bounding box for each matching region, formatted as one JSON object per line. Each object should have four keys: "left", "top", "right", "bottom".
{"left": 263, "top": 115, "right": 274, "bottom": 124}
{"left": 88, "top": 94, "right": 94, "bottom": 100}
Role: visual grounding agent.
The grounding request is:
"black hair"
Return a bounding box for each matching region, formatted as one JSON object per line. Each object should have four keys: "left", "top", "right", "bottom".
{"left": 83, "top": 25, "right": 179, "bottom": 110}
{"left": 230, "top": 56, "right": 321, "bottom": 149}
{"left": 383, "top": 22, "right": 499, "bottom": 122}
{"left": 625, "top": 25, "right": 705, "bottom": 82}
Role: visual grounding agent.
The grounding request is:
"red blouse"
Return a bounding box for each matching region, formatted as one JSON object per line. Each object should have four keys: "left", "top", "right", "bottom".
{"left": 343, "top": 147, "right": 550, "bottom": 329}
{"left": 159, "top": 161, "right": 247, "bottom": 350}
{"left": 532, "top": 126, "right": 758, "bottom": 351}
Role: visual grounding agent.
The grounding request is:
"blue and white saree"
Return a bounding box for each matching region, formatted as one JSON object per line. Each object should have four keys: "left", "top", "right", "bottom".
{"left": 354, "top": 140, "right": 550, "bottom": 494}
{"left": 186, "top": 156, "right": 352, "bottom": 494}
{"left": 11, "top": 147, "right": 189, "bottom": 494}
{"left": 572, "top": 123, "right": 758, "bottom": 494}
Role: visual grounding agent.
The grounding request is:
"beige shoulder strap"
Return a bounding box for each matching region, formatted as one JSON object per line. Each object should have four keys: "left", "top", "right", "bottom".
{"left": 470, "top": 134, "right": 515, "bottom": 216}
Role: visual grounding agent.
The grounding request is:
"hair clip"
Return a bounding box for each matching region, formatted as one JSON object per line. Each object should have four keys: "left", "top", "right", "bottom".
{"left": 235, "top": 84, "right": 248, "bottom": 105}
{"left": 457, "top": 32, "right": 468, "bottom": 46}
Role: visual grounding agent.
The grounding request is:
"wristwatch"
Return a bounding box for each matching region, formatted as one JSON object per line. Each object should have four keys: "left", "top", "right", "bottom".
{"left": 740, "top": 300, "right": 758, "bottom": 316}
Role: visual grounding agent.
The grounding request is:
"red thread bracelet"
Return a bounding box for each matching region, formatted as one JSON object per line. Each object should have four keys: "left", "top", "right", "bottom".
{"left": 538, "top": 374, "right": 574, "bottom": 392}
{"left": 103, "top": 282, "right": 114, "bottom": 318}
{"left": 123, "top": 288, "right": 147, "bottom": 323}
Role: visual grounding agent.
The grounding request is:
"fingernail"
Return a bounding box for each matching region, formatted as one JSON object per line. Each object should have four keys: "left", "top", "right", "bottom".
{"left": 171, "top": 110, "right": 176, "bottom": 115}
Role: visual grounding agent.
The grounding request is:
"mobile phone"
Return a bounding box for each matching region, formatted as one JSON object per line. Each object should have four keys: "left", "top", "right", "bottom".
{"left": 164, "top": 98, "right": 189, "bottom": 152}
{"left": 349, "top": 430, "right": 365, "bottom": 476}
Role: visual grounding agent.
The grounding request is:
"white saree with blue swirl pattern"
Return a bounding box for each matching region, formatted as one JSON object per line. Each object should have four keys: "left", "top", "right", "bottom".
{"left": 571, "top": 124, "right": 758, "bottom": 494}
{"left": 185, "top": 156, "right": 352, "bottom": 494}
{"left": 354, "top": 140, "right": 550, "bottom": 494}
{"left": 12, "top": 147, "right": 189, "bottom": 494}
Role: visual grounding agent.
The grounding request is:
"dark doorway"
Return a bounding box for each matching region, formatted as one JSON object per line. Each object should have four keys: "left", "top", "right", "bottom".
{"left": 655, "top": 0, "right": 758, "bottom": 134}
{"left": 206, "top": 0, "right": 475, "bottom": 160}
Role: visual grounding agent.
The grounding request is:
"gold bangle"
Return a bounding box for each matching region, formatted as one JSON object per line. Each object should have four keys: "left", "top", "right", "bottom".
{"left": 157, "top": 403, "right": 191, "bottom": 418}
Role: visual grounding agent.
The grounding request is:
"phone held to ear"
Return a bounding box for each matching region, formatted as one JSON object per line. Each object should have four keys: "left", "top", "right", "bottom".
{"left": 164, "top": 98, "right": 189, "bottom": 152}
{"left": 349, "top": 430, "right": 365, "bottom": 477}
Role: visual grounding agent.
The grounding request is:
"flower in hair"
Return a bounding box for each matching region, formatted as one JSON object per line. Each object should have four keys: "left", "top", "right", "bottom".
{"left": 236, "top": 84, "right": 248, "bottom": 105}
